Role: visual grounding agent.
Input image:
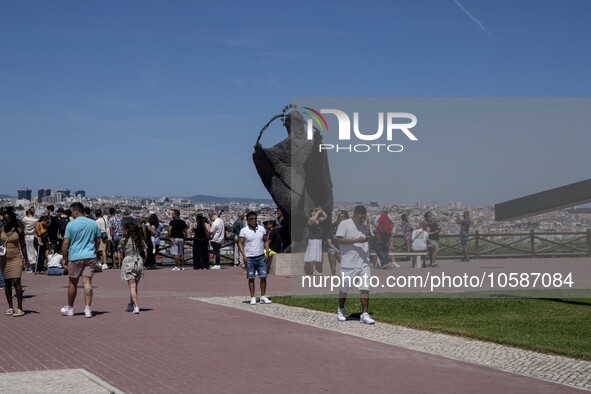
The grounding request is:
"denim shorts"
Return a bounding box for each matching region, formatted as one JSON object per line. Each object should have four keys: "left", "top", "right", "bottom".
{"left": 111, "top": 235, "right": 121, "bottom": 253}
{"left": 460, "top": 234, "right": 469, "bottom": 248}
{"left": 245, "top": 254, "right": 267, "bottom": 279}
{"left": 47, "top": 267, "right": 64, "bottom": 276}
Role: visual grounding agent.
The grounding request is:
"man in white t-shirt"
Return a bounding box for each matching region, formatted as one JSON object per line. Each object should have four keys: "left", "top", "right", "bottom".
{"left": 238, "top": 211, "right": 272, "bottom": 305}
{"left": 336, "top": 205, "right": 375, "bottom": 325}
{"left": 209, "top": 211, "right": 224, "bottom": 270}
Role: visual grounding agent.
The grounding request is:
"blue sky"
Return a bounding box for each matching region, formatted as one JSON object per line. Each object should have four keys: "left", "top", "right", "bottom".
{"left": 1, "top": 1, "right": 590, "bottom": 205}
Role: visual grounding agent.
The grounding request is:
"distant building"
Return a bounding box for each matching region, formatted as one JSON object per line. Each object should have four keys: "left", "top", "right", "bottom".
{"left": 58, "top": 188, "right": 71, "bottom": 198}
{"left": 38, "top": 188, "right": 51, "bottom": 201}
{"left": 214, "top": 205, "right": 230, "bottom": 213}
{"left": 43, "top": 195, "right": 57, "bottom": 204}
{"left": 74, "top": 190, "right": 86, "bottom": 197}
{"left": 18, "top": 188, "right": 32, "bottom": 201}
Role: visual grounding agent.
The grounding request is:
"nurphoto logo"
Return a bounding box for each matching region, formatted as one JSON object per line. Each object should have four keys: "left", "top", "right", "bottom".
{"left": 303, "top": 107, "right": 418, "bottom": 153}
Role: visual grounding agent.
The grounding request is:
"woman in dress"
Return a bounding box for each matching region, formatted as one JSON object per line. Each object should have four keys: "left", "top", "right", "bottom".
{"left": 119, "top": 222, "right": 146, "bottom": 314}
{"left": 192, "top": 213, "right": 210, "bottom": 270}
{"left": 141, "top": 217, "right": 156, "bottom": 269}
{"left": 148, "top": 213, "right": 163, "bottom": 256}
{"left": 22, "top": 208, "right": 37, "bottom": 272}
{"left": 1, "top": 207, "right": 28, "bottom": 317}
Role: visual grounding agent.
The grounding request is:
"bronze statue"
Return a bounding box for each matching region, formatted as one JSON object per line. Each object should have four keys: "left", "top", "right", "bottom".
{"left": 253, "top": 107, "right": 333, "bottom": 251}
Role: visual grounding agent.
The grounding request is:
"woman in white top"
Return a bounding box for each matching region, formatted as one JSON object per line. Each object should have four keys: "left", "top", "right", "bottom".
{"left": 46, "top": 247, "right": 64, "bottom": 276}
{"left": 22, "top": 208, "right": 37, "bottom": 272}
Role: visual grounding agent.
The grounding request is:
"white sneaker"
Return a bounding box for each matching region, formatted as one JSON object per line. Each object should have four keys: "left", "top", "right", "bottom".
{"left": 172, "top": 267, "right": 180, "bottom": 271}
{"left": 133, "top": 306, "right": 140, "bottom": 314}
{"left": 393, "top": 261, "right": 401, "bottom": 268}
{"left": 210, "top": 265, "right": 221, "bottom": 270}
{"left": 337, "top": 307, "right": 347, "bottom": 322}
{"left": 126, "top": 303, "right": 133, "bottom": 312}
{"left": 259, "top": 296, "right": 272, "bottom": 304}
{"left": 180, "top": 267, "right": 186, "bottom": 271}
{"left": 102, "top": 264, "right": 109, "bottom": 270}
{"left": 60, "top": 306, "right": 74, "bottom": 317}
{"left": 249, "top": 297, "right": 257, "bottom": 305}
{"left": 84, "top": 307, "right": 92, "bottom": 318}
{"left": 360, "top": 312, "right": 375, "bottom": 325}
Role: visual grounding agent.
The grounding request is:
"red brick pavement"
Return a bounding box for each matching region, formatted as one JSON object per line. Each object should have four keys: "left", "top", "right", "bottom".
{"left": 0, "top": 267, "right": 585, "bottom": 393}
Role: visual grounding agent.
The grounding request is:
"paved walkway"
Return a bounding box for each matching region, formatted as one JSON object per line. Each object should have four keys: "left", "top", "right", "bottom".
{"left": 0, "top": 263, "right": 588, "bottom": 393}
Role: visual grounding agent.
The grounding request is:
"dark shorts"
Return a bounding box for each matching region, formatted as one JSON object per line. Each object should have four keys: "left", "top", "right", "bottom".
{"left": 460, "top": 234, "right": 469, "bottom": 248}
{"left": 245, "top": 254, "right": 267, "bottom": 279}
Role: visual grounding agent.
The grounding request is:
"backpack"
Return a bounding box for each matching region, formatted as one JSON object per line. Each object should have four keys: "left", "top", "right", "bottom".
{"left": 376, "top": 215, "right": 394, "bottom": 239}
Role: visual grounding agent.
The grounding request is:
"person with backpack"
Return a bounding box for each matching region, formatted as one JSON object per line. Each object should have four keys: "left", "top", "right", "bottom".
{"left": 374, "top": 208, "right": 397, "bottom": 269}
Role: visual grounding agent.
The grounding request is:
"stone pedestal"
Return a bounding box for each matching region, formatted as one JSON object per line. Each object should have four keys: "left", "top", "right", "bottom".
{"left": 268, "top": 253, "right": 337, "bottom": 276}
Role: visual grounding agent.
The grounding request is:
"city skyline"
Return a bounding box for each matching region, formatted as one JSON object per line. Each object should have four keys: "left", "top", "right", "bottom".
{"left": 2, "top": 1, "right": 590, "bottom": 205}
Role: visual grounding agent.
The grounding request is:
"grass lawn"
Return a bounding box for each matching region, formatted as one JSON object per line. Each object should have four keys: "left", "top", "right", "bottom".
{"left": 273, "top": 294, "right": 591, "bottom": 360}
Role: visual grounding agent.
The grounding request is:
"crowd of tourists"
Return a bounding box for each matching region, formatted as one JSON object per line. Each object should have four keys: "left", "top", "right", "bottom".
{"left": 1, "top": 202, "right": 470, "bottom": 325}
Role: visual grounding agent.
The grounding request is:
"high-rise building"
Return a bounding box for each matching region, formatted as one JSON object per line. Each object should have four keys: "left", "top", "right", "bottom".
{"left": 57, "top": 188, "right": 71, "bottom": 198}
{"left": 75, "top": 190, "right": 86, "bottom": 197}
{"left": 18, "top": 188, "right": 32, "bottom": 201}
{"left": 38, "top": 188, "right": 51, "bottom": 200}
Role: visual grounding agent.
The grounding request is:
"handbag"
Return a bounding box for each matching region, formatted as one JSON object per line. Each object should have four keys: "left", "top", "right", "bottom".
{"left": 123, "top": 255, "right": 142, "bottom": 268}
{"left": 100, "top": 218, "right": 108, "bottom": 241}
{"left": 122, "top": 240, "right": 143, "bottom": 269}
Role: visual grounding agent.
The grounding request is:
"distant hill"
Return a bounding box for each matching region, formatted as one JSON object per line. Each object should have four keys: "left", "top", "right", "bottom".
{"left": 188, "top": 195, "right": 274, "bottom": 204}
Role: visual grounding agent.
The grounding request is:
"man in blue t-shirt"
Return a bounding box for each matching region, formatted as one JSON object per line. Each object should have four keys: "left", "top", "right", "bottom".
{"left": 60, "top": 202, "right": 101, "bottom": 318}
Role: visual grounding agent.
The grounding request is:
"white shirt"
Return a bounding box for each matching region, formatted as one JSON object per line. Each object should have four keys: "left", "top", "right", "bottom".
{"left": 47, "top": 253, "right": 64, "bottom": 268}
{"left": 411, "top": 229, "right": 429, "bottom": 251}
{"left": 239, "top": 225, "right": 266, "bottom": 257}
{"left": 336, "top": 218, "right": 369, "bottom": 269}
{"left": 22, "top": 216, "right": 37, "bottom": 236}
{"left": 96, "top": 217, "right": 110, "bottom": 240}
{"left": 210, "top": 217, "right": 225, "bottom": 244}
